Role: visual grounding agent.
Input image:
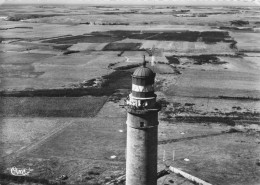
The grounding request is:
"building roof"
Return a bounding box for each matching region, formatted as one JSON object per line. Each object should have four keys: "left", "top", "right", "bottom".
{"left": 132, "top": 66, "right": 155, "bottom": 79}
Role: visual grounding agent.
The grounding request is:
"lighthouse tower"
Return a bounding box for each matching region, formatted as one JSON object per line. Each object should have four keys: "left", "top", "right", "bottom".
{"left": 126, "top": 57, "right": 161, "bottom": 185}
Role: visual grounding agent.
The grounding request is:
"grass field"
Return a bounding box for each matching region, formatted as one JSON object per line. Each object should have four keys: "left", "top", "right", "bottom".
{"left": 0, "top": 118, "right": 69, "bottom": 158}
{"left": 158, "top": 121, "right": 260, "bottom": 185}
{"left": 103, "top": 43, "right": 142, "bottom": 51}
{"left": 0, "top": 96, "right": 108, "bottom": 117}
{"left": 165, "top": 68, "right": 260, "bottom": 99}
{"left": 42, "top": 35, "right": 122, "bottom": 44}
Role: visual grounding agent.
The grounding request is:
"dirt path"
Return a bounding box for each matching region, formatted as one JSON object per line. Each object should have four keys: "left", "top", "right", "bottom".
{"left": 2, "top": 120, "right": 74, "bottom": 164}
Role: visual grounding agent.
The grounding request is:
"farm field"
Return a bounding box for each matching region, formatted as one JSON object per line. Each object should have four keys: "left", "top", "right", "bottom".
{"left": 0, "top": 3, "right": 260, "bottom": 185}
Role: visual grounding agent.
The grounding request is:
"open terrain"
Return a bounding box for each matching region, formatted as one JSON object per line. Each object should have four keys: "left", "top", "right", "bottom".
{"left": 0, "top": 3, "right": 259, "bottom": 185}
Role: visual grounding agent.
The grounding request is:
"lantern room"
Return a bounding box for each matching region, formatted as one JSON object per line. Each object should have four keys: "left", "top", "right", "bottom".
{"left": 127, "top": 57, "right": 157, "bottom": 109}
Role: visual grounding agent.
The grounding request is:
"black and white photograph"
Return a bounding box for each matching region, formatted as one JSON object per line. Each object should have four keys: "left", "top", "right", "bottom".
{"left": 0, "top": 0, "right": 259, "bottom": 184}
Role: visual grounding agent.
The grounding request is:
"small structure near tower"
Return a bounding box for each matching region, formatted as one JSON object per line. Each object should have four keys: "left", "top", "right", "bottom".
{"left": 125, "top": 56, "right": 161, "bottom": 185}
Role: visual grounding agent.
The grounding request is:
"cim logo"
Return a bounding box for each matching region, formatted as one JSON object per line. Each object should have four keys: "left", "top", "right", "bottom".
{"left": 10, "top": 167, "right": 34, "bottom": 176}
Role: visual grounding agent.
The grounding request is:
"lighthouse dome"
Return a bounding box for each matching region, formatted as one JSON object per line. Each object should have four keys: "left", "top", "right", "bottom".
{"left": 132, "top": 66, "right": 154, "bottom": 78}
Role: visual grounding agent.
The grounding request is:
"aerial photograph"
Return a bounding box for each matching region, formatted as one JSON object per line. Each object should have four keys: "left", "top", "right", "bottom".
{"left": 0, "top": 0, "right": 259, "bottom": 184}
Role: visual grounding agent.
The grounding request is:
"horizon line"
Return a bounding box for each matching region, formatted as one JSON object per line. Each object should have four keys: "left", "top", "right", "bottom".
{"left": 2, "top": 0, "right": 260, "bottom": 7}
{"left": 2, "top": 3, "right": 260, "bottom": 7}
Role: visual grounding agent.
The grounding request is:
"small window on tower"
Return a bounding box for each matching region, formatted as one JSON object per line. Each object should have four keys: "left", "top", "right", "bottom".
{"left": 140, "top": 122, "right": 144, "bottom": 127}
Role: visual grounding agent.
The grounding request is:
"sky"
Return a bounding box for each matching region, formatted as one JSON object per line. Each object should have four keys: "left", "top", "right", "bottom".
{"left": 2, "top": 0, "right": 260, "bottom": 6}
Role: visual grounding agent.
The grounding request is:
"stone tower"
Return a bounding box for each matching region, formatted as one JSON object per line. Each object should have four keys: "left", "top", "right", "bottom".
{"left": 125, "top": 57, "right": 161, "bottom": 185}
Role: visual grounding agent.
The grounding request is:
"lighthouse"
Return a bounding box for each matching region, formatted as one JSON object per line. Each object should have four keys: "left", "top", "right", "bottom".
{"left": 125, "top": 56, "right": 161, "bottom": 185}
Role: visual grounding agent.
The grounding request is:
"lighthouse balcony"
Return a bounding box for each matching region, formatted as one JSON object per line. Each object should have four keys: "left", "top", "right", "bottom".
{"left": 126, "top": 102, "right": 161, "bottom": 115}
{"left": 126, "top": 93, "right": 156, "bottom": 108}
{"left": 125, "top": 94, "right": 161, "bottom": 114}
